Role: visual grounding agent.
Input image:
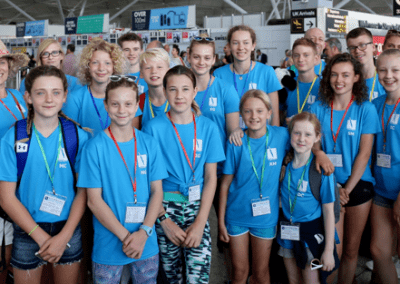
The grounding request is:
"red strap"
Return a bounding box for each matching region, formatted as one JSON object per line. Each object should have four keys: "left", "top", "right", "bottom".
{"left": 330, "top": 96, "right": 354, "bottom": 145}
{"left": 139, "top": 92, "right": 146, "bottom": 112}
{"left": 0, "top": 98, "right": 18, "bottom": 121}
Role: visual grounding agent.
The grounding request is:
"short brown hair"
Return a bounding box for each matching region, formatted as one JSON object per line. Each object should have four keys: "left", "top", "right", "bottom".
{"left": 118, "top": 33, "right": 143, "bottom": 50}
{"left": 346, "top": 27, "right": 373, "bottom": 42}
{"left": 292, "top": 38, "right": 317, "bottom": 54}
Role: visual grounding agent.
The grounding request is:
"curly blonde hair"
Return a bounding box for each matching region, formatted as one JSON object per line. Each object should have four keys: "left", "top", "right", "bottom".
{"left": 77, "top": 37, "right": 128, "bottom": 85}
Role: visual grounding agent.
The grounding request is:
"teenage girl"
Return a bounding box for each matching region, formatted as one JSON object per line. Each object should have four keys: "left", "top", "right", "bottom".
{"left": 218, "top": 90, "right": 289, "bottom": 284}
{"left": 213, "top": 25, "right": 282, "bottom": 126}
{"left": 311, "top": 53, "right": 381, "bottom": 284}
{"left": 19, "top": 38, "right": 81, "bottom": 96}
{"left": 278, "top": 112, "right": 336, "bottom": 284}
{"left": 383, "top": 29, "right": 400, "bottom": 51}
{"left": 63, "top": 37, "right": 141, "bottom": 135}
{"left": 0, "top": 66, "right": 90, "bottom": 284}
{"left": 142, "top": 66, "right": 225, "bottom": 283}
{"left": 370, "top": 49, "right": 400, "bottom": 284}
{"left": 0, "top": 40, "right": 28, "bottom": 282}
{"left": 77, "top": 77, "right": 167, "bottom": 283}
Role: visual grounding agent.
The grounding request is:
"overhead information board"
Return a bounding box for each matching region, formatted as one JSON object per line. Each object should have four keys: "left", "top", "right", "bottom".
{"left": 325, "top": 8, "right": 348, "bottom": 37}
{"left": 65, "top": 14, "right": 109, "bottom": 35}
{"left": 16, "top": 20, "right": 48, "bottom": 37}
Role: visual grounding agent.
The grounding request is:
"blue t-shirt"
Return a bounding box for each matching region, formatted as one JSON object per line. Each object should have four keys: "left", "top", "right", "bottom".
{"left": 77, "top": 130, "right": 168, "bottom": 265}
{"left": 285, "top": 77, "right": 321, "bottom": 118}
{"left": 128, "top": 72, "right": 148, "bottom": 95}
{"left": 140, "top": 91, "right": 170, "bottom": 128}
{"left": 223, "top": 126, "right": 290, "bottom": 228}
{"left": 291, "top": 61, "right": 326, "bottom": 78}
{"left": 143, "top": 114, "right": 226, "bottom": 196}
{"left": 366, "top": 73, "right": 385, "bottom": 101}
{"left": 373, "top": 95, "right": 400, "bottom": 200}
{"left": 280, "top": 156, "right": 336, "bottom": 223}
{"left": 0, "top": 123, "right": 90, "bottom": 223}
{"left": 0, "top": 89, "right": 27, "bottom": 138}
{"left": 19, "top": 74, "right": 82, "bottom": 97}
{"left": 311, "top": 100, "right": 381, "bottom": 185}
{"left": 62, "top": 85, "right": 142, "bottom": 136}
{"left": 213, "top": 62, "right": 281, "bottom": 99}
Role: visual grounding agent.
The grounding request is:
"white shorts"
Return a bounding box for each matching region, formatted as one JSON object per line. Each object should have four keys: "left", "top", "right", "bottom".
{"left": 0, "top": 218, "right": 13, "bottom": 246}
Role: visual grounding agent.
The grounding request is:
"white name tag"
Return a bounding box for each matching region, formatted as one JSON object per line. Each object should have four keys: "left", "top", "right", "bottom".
{"left": 125, "top": 203, "right": 146, "bottom": 223}
{"left": 280, "top": 221, "right": 300, "bottom": 241}
{"left": 188, "top": 184, "right": 201, "bottom": 202}
{"left": 39, "top": 191, "right": 66, "bottom": 216}
{"left": 327, "top": 154, "right": 343, "bottom": 167}
{"left": 377, "top": 153, "right": 391, "bottom": 168}
{"left": 251, "top": 198, "right": 271, "bottom": 216}
{"left": 239, "top": 116, "right": 246, "bottom": 129}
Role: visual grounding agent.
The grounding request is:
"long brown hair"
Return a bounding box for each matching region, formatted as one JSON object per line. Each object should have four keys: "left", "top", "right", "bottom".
{"left": 227, "top": 25, "right": 256, "bottom": 61}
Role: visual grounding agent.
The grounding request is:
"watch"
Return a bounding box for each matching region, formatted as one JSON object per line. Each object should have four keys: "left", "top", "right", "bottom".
{"left": 157, "top": 213, "right": 170, "bottom": 224}
{"left": 139, "top": 225, "right": 153, "bottom": 237}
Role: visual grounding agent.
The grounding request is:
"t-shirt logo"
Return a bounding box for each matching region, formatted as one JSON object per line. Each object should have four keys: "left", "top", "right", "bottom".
{"left": 372, "top": 92, "right": 378, "bottom": 100}
{"left": 194, "top": 139, "right": 203, "bottom": 152}
{"left": 307, "top": 95, "right": 316, "bottom": 104}
{"left": 58, "top": 148, "right": 68, "bottom": 162}
{"left": 249, "top": 83, "right": 257, "bottom": 90}
{"left": 267, "top": 148, "right": 277, "bottom": 160}
{"left": 314, "top": 233, "right": 324, "bottom": 244}
{"left": 298, "top": 180, "right": 308, "bottom": 193}
{"left": 138, "top": 154, "right": 147, "bottom": 168}
{"left": 346, "top": 119, "right": 357, "bottom": 131}
{"left": 138, "top": 85, "right": 144, "bottom": 94}
{"left": 390, "top": 114, "right": 399, "bottom": 125}
{"left": 16, "top": 142, "right": 28, "bottom": 153}
{"left": 209, "top": 97, "right": 217, "bottom": 107}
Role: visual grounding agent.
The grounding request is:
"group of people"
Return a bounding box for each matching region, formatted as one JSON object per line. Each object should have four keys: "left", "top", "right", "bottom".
{"left": 0, "top": 22, "right": 399, "bottom": 284}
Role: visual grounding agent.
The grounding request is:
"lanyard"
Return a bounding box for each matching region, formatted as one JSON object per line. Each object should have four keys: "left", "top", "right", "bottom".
{"left": 317, "top": 62, "right": 322, "bottom": 76}
{"left": 330, "top": 96, "right": 353, "bottom": 152}
{"left": 199, "top": 77, "right": 212, "bottom": 110}
{"left": 168, "top": 112, "right": 197, "bottom": 182}
{"left": 233, "top": 61, "right": 253, "bottom": 98}
{"left": 108, "top": 126, "right": 138, "bottom": 203}
{"left": 297, "top": 76, "right": 317, "bottom": 114}
{"left": 88, "top": 86, "right": 109, "bottom": 130}
{"left": 0, "top": 89, "right": 25, "bottom": 121}
{"left": 247, "top": 130, "right": 269, "bottom": 199}
{"left": 33, "top": 122, "right": 62, "bottom": 195}
{"left": 381, "top": 97, "right": 400, "bottom": 153}
{"left": 149, "top": 97, "right": 169, "bottom": 118}
{"left": 369, "top": 71, "right": 377, "bottom": 102}
{"left": 288, "top": 154, "right": 312, "bottom": 223}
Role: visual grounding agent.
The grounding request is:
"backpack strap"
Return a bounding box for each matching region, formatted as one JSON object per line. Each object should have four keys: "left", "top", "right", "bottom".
{"left": 139, "top": 92, "right": 146, "bottom": 112}
{"left": 308, "top": 156, "right": 322, "bottom": 202}
{"left": 15, "top": 119, "right": 31, "bottom": 182}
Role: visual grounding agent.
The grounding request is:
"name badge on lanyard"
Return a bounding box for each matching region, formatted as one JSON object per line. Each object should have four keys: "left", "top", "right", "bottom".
{"left": 40, "top": 191, "right": 67, "bottom": 216}
{"left": 327, "top": 154, "right": 343, "bottom": 167}
{"left": 377, "top": 153, "right": 391, "bottom": 168}
{"left": 188, "top": 183, "right": 201, "bottom": 202}
{"left": 280, "top": 221, "right": 300, "bottom": 241}
{"left": 251, "top": 197, "right": 271, "bottom": 216}
{"left": 125, "top": 202, "right": 146, "bottom": 223}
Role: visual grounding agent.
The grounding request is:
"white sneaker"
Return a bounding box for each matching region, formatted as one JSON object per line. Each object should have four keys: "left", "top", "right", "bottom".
{"left": 394, "top": 258, "right": 400, "bottom": 278}
{"left": 366, "top": 260, "right": 373, "bottom": 271}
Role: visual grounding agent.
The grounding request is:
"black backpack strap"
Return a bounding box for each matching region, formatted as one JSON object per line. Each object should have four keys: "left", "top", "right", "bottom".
{"left": 308, "top": 156, "right": 322, "bottom": 201}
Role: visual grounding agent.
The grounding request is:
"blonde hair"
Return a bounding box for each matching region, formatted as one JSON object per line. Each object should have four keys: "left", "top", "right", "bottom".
{"left": 139, "top": 48, "right": 170, "bottom": 67}
{"left": 77, "top": 37, "right": 128, "bottom": 85}
{"left": 36, "top": 38, "right": 64, "bottom": 68}
{"left": 239, "top": 89, "right": 272, "bottom": 115}
{"left": 377, "top": 48, "right": 400, "bottom": 66}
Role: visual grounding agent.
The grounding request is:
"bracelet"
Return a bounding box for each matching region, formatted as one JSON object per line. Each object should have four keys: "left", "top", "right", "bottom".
{"left": 157, "top": 213, "right": 170, "bottom": 224}
{"left": 28, "top": 225, "right": 39, "bottom": 236}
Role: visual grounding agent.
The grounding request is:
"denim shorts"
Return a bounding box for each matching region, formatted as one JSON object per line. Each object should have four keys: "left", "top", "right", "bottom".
{"left": 373, "top": 193, "right": 395, "bottom": 209}
{"left": 11, "top": 221, "right": 83, "bottom": 270}
{"left": 226, "top": 223, "right": 276, "bottom": 239}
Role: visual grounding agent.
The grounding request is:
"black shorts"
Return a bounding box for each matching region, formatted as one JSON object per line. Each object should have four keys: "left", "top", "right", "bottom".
{"left": 340, "top": 180, "right": 374, "bottom": 207}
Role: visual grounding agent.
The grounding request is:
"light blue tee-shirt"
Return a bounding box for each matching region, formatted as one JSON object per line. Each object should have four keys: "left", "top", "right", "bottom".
{"left": 77, "top": 130, "right": 168, "bottom": 265}
{"left": 280, "top": 155, "right": 336, "bottom": 223}
{"left": 0, "top": 124, "right": 90, "bottom": 223}
{"left": 62, "top": 85, "right": 142, "bottom": 136}
{"left": 19, "top": 74, "right": 82, "bottom": 96}
{"left": 140, "top": 91, "right": 170, "bottom": 128}
{"left": 373, "top": 95, "right": 400, "bottom": 200}
{"left": 223, "top": 126, "right": 289, "bottom": 228}
{"left": 311, "top": 100, "right": 381, "bottom": 185}
{"left": 128, "top": 72, "right": 148, "bottom": 95}
{"left": 0, "top": 89, "right": 27, "bottom": 138}
{"left": 143, "top": 114, "right": 226, "bottom": 196}
{"left": 213, "top": 62, "right": 281, "bottom": 99}
{"left": 366, "top": 73, "right": 385, "bottom": 101}
{"left": 285, "top": 77, "right": 321, "bottom": 118}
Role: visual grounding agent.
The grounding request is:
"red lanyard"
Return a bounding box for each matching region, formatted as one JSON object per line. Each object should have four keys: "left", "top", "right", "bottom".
{"left": 330, "top": 96, "right": 353, "bottom": 152}
{"left": 168, "top": 112, "right": 197, "bottom": 181}
{"left": 108, "top": 126, "right": 138, "bottom": 203}
{"left": 0, "top": 99, "right": 18, "bottom": 121}
{"left": 382, "top": 98, "right": 400, "bottom": 152}
{"left": 0, "top": 90, "right": 25, "bottom": 121}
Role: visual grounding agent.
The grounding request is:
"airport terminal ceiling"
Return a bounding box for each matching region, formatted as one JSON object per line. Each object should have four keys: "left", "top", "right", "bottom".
{"left": 0, "top": 0, "right": 394, "bottom": 28}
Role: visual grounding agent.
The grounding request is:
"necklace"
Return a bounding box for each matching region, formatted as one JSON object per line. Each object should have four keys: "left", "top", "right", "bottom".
{"left": 233, "top": 62, "right": 251, "bottom": 80}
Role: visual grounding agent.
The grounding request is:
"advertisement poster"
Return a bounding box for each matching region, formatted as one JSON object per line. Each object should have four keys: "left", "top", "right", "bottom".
{"left": 182, "top": 32, "right": 189, "bottom": 42}
{"left": 25, "top": 20, "right": 48, "bottom": 37}
{"left": 166, "top": 32, "right": 173, "bottom": 43}
{"left": 172, "top": 31, "right": 181, "bottom": 43}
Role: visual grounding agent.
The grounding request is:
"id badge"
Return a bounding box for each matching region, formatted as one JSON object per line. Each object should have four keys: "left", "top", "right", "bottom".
{"left": 327, "top": 154, "right": 343, "bottom": 167}
{"left": 239, "top": 116, "right": 246, "bottom": 129}
{"left": 251, "top": 197, "right": 271, "bottom": 217}
{"left": 377, "top": 153, "right": 391, "bottom": 168}
{"left": 125, "top": 202, "right": 146, "bottom": 223}
{"left": 188, "top": 184, "right": 201, "bottom": 202}
{"left": 39, "top": 191, "right": 67, "bottom": 216}
{"left": 280, "top": 221, "right": 300, "bottom": 241}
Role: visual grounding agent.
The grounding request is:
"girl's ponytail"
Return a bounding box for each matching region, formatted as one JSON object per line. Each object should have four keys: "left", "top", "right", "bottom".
{"left": 192, "top": 100, "right": 201, "bottom": 116}
{"left": 280, "top": 149, "right": 294, "bottom": 182}
{"left": 58, "top": 111, "right": 92, "bottom": 133}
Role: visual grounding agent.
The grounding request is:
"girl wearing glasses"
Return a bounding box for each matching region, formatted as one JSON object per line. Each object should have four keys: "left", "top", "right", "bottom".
{"left": 310, "top": 53, "right": 380, "bottom": 284}
{"left": 63, "top": 38, "right": 142, "bottom": 135}
{"left": 213, "top": 25, "right": 282, "bottom": 126}
{"left": 19, "top": 39, "right": 82, "bottom": 96}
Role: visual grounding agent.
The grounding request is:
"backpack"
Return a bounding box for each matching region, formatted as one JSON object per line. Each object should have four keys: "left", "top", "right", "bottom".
{"left": 308, "top": 156, "right": 341, "bottom": 224}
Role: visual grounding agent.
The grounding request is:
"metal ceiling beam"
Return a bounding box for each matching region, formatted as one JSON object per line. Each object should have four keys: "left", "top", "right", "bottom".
{"left": 3, "top": 0, "right": 35, "bottom": 21}
{"left": 334, "top": 0, "right": 351, "bottom": 9}
{"left": 355, "top": 0, "right": 376, "bottom": 14}
{"left": 223, "top": 0, "right": 248, "bottom": 14}
{"left": 56, "top": 0, "right": 65, "bottom": 22}
{"left": 5, "top": 12, "right": 21, "bottom": 24}
{"left": 270, "top": 0, "right": 282, "bottom": 19}
{"left": 110, "top": 0, "right": 140, "bottom": 21}
{"left": 80, "top": 0, "right": 87, "bottom": 16}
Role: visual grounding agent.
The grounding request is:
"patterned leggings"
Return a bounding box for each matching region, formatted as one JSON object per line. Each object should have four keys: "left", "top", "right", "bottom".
{"left": 156, "top": 200, "right": 212, "bottom": 284}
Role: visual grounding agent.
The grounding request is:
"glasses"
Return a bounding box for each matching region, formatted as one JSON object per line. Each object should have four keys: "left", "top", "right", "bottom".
{"left": 347, "top": 42, "right": 373, "bottom": 52}
{"left": 310, "top": 259, "right": 324, "bottom": 271}
{"left": 41, "top": 50, "right": 62, "bottom": 58}
{"left": 109, "top": 75, "right": 138, "bottom": 82}
{"left": 193, "top": 36, "right": 214, "bottom": 42}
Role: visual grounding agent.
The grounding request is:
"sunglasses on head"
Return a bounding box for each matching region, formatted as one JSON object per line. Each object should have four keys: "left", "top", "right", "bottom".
{"left": 193, "top": 36, "right": 214, "bottom": 42}
{"left": 109, "top": 75, "right": 138, "bottom": 82}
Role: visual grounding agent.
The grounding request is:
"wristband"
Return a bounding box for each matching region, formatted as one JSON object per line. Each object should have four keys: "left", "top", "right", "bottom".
{"left": 28, "top": 225, "right": 39, "bottom": 236}
{"left": 157, "top": 213, "right": 169, "bottom": 224}
{"left": 139, "top": 225, "right": 153, "bottom": 237}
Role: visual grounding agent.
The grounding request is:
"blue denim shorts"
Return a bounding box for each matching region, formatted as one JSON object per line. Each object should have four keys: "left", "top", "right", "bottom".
{"left": 226, "top": 223, "right": 276, "bottom": 239}
{"left": 11, "top": 221, "right": 83, "bottom": 270}
{"left": 373, "top": 193, "right": 395, "bottom": 209}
